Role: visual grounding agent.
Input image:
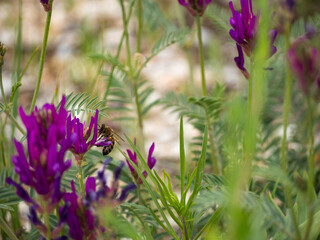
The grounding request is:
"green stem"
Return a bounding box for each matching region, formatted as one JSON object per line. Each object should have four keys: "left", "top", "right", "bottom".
{"left": 196, "top": 14, "right": 218, "bottom": 173}
{"left": 196, "top": 14, "right": 207, "bottom": 96}
{"left": 303, "top": 96, "right": 315, "bottom": 240}
{"left": 5, "top": 109, "right": 26, "bottom": 135}
{"left": 103, "top": 0, "right": 135, "bottom": 103}
{"left": 247, "top": 58, "right": 253, "bottom": 114}
{"left": 0, "top": 67, "right": 7, "bottom": 107}
{"left": 29, "top": 1, "right": 53, "bottom": 113}
{"left": 181, "top": 216, "right": 189, "bottom": 240}
{"left": 78, "top": 162, "right": 85, "bottom": 198}
{"left": 205, "top": 109, "right": 219, "bottom": 174}
{"left": 120, "top": 0, "right": 145, "bottom": 154}
{"left": 12, "top": 0, "right": 23, "bottom": 118}
{"left": 120, "top": 0, "right": 132, "bottom": 71}
{"left": 136, "top": 0, "right": 142, "bottom": 53}
{"left": 305, "top": 97, "right": 315, "bottom": 186}
{"left": 43, "top": 202, "right": 51, "bottom": 240}
{"left": 137, "top": 183, "right": 145, "bottom": 205}
{"left": 0, "top": 216, "right": 19, "bottom": 240}
{"left": 280, "top": 23, "right": 301, "bottom": 240}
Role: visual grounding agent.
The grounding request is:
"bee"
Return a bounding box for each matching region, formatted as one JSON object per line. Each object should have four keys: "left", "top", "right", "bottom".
{"left": 98, "top": 124, "right": 124, "bottom": 155}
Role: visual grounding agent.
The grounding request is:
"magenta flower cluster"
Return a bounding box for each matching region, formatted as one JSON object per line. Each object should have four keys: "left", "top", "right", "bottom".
{"left": 62, "top": 159, "right": 135, "bottom": 240}
{"left": 288, "top": 32, "right": 320, "bottom": 96}
{"left": 6, "top": 96, "right": 135, "bottom": 239}
{"left": 126, "top": 140, "right": 157, "bottom": 184}
{"left": 66, "top": 109, "right": 111, "bottom": 160}
{"left": 229, "top": 0, "right": 278, "bottom": 78}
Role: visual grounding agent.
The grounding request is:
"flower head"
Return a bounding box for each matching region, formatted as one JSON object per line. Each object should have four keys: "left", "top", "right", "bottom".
{"left": 288, "top": 34, "right": 320, "bottom": 96}
{"left": 229, "top": 0, "right": 258, "bottom": 56}
{"left": 9, "top": 96, "right": 72, "bottom": 207}
{"left": 66, "top": 109, "right": 111, "bottom": 159}
{"left": 40, "top": 0, "right": 51, "bottom": 11}
{"left": 63, "top": 181, "right": 96, "bottom": 240}
{"left": 229, "top": 0, "right": 278, "bottom": 78}
{"left": 178, "top": 0, "right": 212, "bottom": 16}
{"left": 126, "top": 140, "right": 157, "bottom": 184}
{"left": 86, "top": 159, "right": 136, "bottom": 204}
{"left": 63, "top": 160, "right": 135, "bottom": 240}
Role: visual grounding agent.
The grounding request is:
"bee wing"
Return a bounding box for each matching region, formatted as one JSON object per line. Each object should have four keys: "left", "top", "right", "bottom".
{"left": 114, "top": 132, "right": 125, "bottom": 144}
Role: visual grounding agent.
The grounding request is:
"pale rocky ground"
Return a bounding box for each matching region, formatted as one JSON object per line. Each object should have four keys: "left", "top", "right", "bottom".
{"left": 0, "top": 0, "right": 246, "bottom": 183}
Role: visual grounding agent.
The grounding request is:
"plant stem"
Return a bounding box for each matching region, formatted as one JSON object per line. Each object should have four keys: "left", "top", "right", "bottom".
{"left": 43, "top": 202, "right": 51, "bottom": 240}
{"left": 0, "top": 67, "right": 7, "bottom": 107}
{"left": 181, "top": 216, "right": 189, "bottom": 240}
{"left": 280, "top": 23, "right": 301, "bottom": 240}
{"left": 136, "top": 0, "right": 142, "bottom": 53}
{"left": 103, "top": 0, "right": 135, "bottom": 103}
{"left": 206, "top": 109, "right": 219, "bottom": 174}
{"left": 195, "top": 14, "right": 218, "bottom": 173}
{"left": 5, "top": 110, "right": 26, "bottom": 136}
{"left": 29, "top": 1, "right": 53, "bottom": 113}
{"left": 120, "top": 0, "right": 145, "bottom": 154}
{"left": 120, "top": 0, "right": 132, "bottom": 71}
{"left": 305, "top": 96, "right": 315, "bottom": 186}
{"left": 195, "top": 14, "right": 207, "bottom": 96}
{"left": 78, "top": 161, "right": 85, "bottom": 198}
{"left": 11, "top": 0, "right": 23, "bottom": 119}
{"left": 303, "top": 96, "right": 315, "bottom": 240}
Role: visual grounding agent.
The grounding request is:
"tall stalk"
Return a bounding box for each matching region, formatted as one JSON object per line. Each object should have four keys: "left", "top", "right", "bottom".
{"left": 195, "top": 14, "right": 206, "bottom": 97}
{"left": 195, "top": 14, "right": 218, "bottom": 174}
{"left": 303, "top": 96, "right": 315, "bottom": 240}
{"left": 103, "top": 0, "right": 135, "bottom": 103}
{"left": 11, "top": 0, "right": 23, "bottom": 121}
{"left": 29, "top": 0, "right": 53, "bottom": 113}
{"left": 136, "top": 0, "right": 142, "bottom": 53}
{"left": 280, "top": 24, "right": 301, "bottom": 240}
{"left": 120, "top": 0, "right": 146, "bottom": 155}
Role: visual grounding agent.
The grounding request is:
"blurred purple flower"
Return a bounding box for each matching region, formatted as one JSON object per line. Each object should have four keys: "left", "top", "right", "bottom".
{"left": 86, "top": 159, "right": 136, "bottom": 204}
{"left": 288, "top": 36, "right": 320, "bottom": 95}
{"left": 66, "top": 109, "right": 111, "bottom": 160}
{"left": 63, "top": 160, "right": 135, "bottom": 240}
{"left": 234, "top": 44, "right": 250, "bottom": 80}
{"left": 229, "top": 0, "right": 258, "bottom": 56}
{"left": 40, "top": 0, "right": 51, "bottom": 11}
{"left": 63, "top": 181, "right": 96, "bottom": 240}
{"left": 126, "top": 141, "right": 156, "bottom": 184}
{"left": 178, "top": 0, "right": 211, "bottom": 16}
{"left": 229, "top": 0, "right": 278, "bottom": 78}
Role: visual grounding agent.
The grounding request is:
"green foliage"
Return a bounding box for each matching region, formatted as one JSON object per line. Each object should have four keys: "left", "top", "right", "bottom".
{"left": 151, "top": 29, "right": 191, "bottom": 56}
{"left": 141, "top": 0, "right": 175, "bottom": 31}
{"left": 205, "top": 4, "right": 231, "bottom": 34}
{"left": 59, "top": 92, "right": 108, "bottom": 118}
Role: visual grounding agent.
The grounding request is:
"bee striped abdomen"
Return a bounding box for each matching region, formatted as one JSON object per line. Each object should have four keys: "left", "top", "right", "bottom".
{"left": 102, "top": 135, "right": 115, "bottom": 155}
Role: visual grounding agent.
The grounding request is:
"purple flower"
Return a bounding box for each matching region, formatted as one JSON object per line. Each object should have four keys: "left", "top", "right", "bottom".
{"left": 234, "top": 44, "right": 250, "bottom": 79}
{"left": 66, "top": 109, "right": 111, "bottom": 159}
{"left": 9, "top": 96, "right": 72, "bottom": 207}
{"left": 229, "top": 0, "right": 258, "bottom": 56}
{"left": 63, "top": 181, "right": 96, "bottom": 240}
{"left": 91, "top": 159, "right": 136, "bottom": 202}
{"left": 288, "top": 36, "right": 320, "bottom": 95}
{"left": 229, "top": 0, "right": 278, "bottom": 78}
{"left": 178, "top": 0, "right": 212, "bottom": 16}
{"left": 64, "top": 161, "right": 135, "bottom": 240}
{"left": 6, "top": 178, "right": 38, "bottom": 207}
{"left": 126, "top": 140, "right": 157, "bottom": 184}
